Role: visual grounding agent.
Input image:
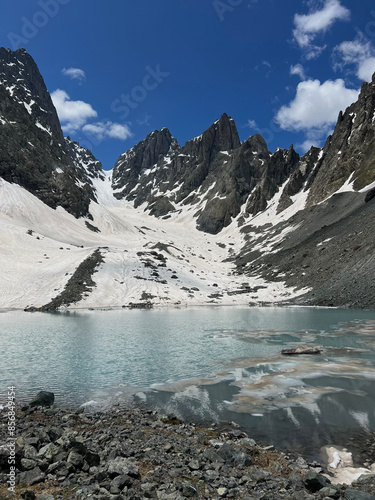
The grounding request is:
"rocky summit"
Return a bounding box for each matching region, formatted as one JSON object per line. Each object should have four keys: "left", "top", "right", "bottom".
{"left": 0, "top": 48, "right": 374, "bottom": 310}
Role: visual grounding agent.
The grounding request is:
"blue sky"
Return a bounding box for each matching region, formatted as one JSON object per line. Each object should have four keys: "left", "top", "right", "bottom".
{"left": 2, "top": 1, "right": 375, "bottom": 169}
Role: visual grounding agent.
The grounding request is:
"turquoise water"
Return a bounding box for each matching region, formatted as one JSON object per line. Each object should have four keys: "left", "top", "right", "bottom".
{"left": 1, "top": 306, "right": 375, "bottom": 457}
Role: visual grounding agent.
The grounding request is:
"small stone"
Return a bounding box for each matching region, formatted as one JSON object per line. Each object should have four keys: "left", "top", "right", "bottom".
{"left": 241, "top": 438, "right": 256, "bottom": 448}
{"left": 21, "top": 491, "right": 36, "bottom": 500}
{"left": 217, "top": 443, "right": 252, "bottom": 466}
{"left": 85, "top": 449, "right": 100, "bottom": 467}
{"left": 182, "top": 483, "right": 198, "bottom": 497}
{"left": 188, "top": 460, "right": 200, "bottom": 471}
{"left": 23, "top": 445, "right": 38, "bottom": 460}
{"left": 67, "top": 450, "right": 84, "bottom": 470}
{"left": 295, "top": 456, "right": 309, "bottom": 469}
{"left": 112, "top": 474, "right": 133, "bottom": 490}
{"left": 37, "top": 443, "right": 60, "bottom": 461}
{"left": 319, "top": 486, "right": 339, "bottom": 498}
{"left": 217, "top": 487, "right": 228, "bottom": 497}
{"left": 141, "top": 482, "right": 158, "bottom": 497}
{"left": 203, "top": 448, "right": 223, "bottom": 463}
{"left": 21, "top": 459, "right": 38, "bottom": 471}
{"left": 344, "top": 490, "right": 375, "bottom": 500}
{"left": 288, "top": 471, "right": 304, "bottom": 490}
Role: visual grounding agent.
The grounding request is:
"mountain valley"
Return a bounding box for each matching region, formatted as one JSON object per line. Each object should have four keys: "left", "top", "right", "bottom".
{"left": 0, "top": 48, "right": 374, "bottom": 310}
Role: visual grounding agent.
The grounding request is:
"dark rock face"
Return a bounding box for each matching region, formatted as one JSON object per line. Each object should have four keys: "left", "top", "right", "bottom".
{"left": 65, "top": 137, "right": 105, "bottom": 183}
{"left": 148, "top": 196, "right": 176, "bottom": 217}
{"left": 112, "top": 114, "right": 303, "bottom": 234}
{"left": 182, "top": 112, "right": 241, "bottom": 164}
{"left": 307, "top": 76, "right": 375, "bottom": 206}
{"left": 276, "top": 147, "right": 321, "bottom": 213}
{"left": 0, "top": 48, "right": 101, "bottom": 218}
{"left": 112, "top": 127, "right": 179, "bottom": 204}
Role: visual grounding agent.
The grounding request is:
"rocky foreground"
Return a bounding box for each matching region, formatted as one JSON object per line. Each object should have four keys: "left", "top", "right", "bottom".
{"left": 1, "top": 402, "right": 375, "bottom": 500}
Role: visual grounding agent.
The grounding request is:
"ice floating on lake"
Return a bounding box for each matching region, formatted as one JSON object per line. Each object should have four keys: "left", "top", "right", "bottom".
{"left": 135, "top": 392, "right": 147, "bottom": 401}
{"left": 80, "top": 400, "right": 99, "bottom": 407}
{"left": 322, "top": 445, "right": 375, "bottom": 485}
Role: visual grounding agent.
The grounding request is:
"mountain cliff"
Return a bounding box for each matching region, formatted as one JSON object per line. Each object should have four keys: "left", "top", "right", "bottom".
{"left": 0, "top": 48, "right": 100, "bottom": 219}
{"left": 112, "top": 114, "right": 305, "bottom": 234}
{"left": 0, "top": 48, "right": 374, "bottom": 310}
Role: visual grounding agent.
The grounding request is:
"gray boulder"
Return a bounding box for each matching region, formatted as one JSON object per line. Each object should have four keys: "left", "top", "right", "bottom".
{"left": 217, "top": 443, "right": 252, "bottom": 466}
{"left": 107, "top": 457, "right": 140, "bottom": 478}
{"left": 303, "top": 471, "right": 331, "bottom": 492}
{"left": 17, "top": 467, "right": 45, "bottom": 486}
{"left": 29, "top": 391, "right": 54, "bottom": 408}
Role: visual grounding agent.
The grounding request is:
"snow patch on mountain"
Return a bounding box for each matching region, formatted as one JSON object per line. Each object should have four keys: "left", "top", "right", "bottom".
{"left": 0, "top": 175, "right": 305, "bottom": 310}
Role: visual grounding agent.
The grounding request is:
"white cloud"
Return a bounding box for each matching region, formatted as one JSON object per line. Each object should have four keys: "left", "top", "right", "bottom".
{"left": 51, "top": 89, "right": 97, "bottom": 133}
{"left": 293, "top": 0, "right": 350, "bottom": 59}
{"left": 358, "top": 57, "right": 375, "bottom": 82}
{"left": 62, "top": 67, "right": 86, "bottom": 81}
{"left": 290, "top": 64, "right": 306, "bottom": 80}
{"left": 52, "top": 90, "right": 133, "bottom": 143}
{"left": 82, "top": 121, "right": 133, "bottom": 141}
{"left": 334, "top": 38, "right": 375, "bottom": 82}
{"left": 246, "top": 119, "right": 258, "bottom": 129}
{"left": 298, "top": 129, "right": 329, "bottom": 152}
{"left": 276, "top": 78, "right": 359, "bottom": 150}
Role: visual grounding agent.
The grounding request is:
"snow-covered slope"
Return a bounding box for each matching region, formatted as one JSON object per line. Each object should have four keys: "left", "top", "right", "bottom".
{"left": 1, "top": 48, "right": 374, "bottom": 310}
{"left": 0, "top": 173, "right": 307, "bottom": 309}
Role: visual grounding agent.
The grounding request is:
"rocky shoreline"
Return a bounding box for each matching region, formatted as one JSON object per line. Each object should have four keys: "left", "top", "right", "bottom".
{"left": 2, "top": 399, "right": 375, "bottom": 500}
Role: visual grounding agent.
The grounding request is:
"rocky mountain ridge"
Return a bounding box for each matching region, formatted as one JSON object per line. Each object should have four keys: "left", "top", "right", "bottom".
{"left": 112, "top": 114, "right": 306, "bottom": 234}
{"left": 0, "top": 48, "right": 99, "bottom": 219}
{"left": 111, "top": 74, "right": 375, "bottom": 235}
{"left": 0, "top": 47, "right": 374, "bottom": 309}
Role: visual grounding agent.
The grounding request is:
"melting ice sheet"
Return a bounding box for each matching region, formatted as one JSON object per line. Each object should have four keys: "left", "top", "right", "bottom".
{"left": 148, "top": 320, "right": 375, "bottom": 462}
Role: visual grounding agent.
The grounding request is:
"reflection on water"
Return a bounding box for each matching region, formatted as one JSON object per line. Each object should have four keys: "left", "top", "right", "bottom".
{"left": 144, "top": 319, "right": 375, "bottom": 460}
{"left": 1, "top": 308, "right": 375, "bottom": 460}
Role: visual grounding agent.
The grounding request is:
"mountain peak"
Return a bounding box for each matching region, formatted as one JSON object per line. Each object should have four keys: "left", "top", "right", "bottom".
{"left": 183, "top": 114, "right": 240, "bottom": 163}
{"left": 112, "top": 127, "right": 179, "bottom": 200}
{"left": 211, "top": 112, "right": 240, "bottom": 151}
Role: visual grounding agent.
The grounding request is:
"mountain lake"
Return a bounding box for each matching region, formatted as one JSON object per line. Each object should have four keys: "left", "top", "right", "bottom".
{"left": 1, "top": 306, "right": 375, "bottom": 461}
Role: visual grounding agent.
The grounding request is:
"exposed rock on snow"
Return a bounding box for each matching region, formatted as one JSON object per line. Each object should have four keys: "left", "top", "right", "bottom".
{"left": 281, "top": 344, "right": 323, "bottom": 355}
